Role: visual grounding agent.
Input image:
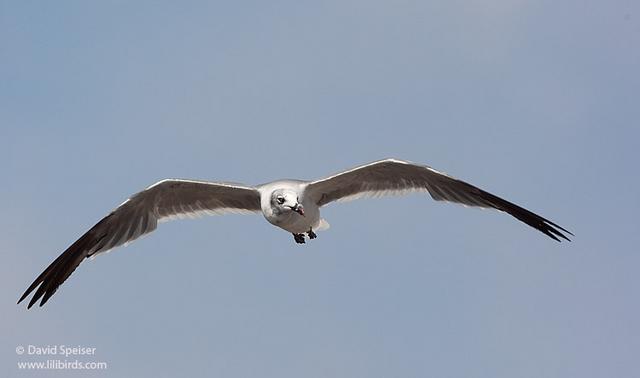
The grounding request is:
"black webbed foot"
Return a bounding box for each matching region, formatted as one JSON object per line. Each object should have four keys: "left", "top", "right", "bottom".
{"left": 293, "top": 233, "right": 306, "bottom": 244}
{"left": 307, "top": 229, "right": 317, "bottom": 239}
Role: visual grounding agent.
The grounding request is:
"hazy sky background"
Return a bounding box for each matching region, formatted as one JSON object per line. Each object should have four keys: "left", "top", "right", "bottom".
{"left": 2, "top": 1, "right": 639, "bottom": 377}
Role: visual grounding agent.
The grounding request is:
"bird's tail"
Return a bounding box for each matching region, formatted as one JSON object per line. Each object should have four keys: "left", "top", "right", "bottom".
{"left": 315, "top": 218, "right": 330, "bottom": 231}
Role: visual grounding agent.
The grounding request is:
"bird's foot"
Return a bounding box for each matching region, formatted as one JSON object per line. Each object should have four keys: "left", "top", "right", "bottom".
{"left": 293, "top": 233, "right": 306, "bottom": 244}
{"left": 307, "top": 228, "right": 317, "bottom": 239}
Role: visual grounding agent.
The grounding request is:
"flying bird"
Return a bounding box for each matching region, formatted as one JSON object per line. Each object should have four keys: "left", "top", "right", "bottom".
{"left": 19, "top": 158, "right": 571, "bottom": 308}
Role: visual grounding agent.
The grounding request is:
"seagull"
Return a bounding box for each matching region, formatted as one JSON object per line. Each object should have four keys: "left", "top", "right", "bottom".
{"left": 18, "top": 158, "right": 571, "bottom": 308}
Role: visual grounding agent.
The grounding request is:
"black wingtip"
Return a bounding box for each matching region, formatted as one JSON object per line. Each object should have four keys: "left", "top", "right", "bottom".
{"left": 544, "top": 219, "right": 574, "bottom": 241}
{"left": 18, "top": 229, "right": 101, "bottom": 309}
{"left": 543, "top": 222, "right": 572, "bottom": 242}
{"left": 18, "top": 214, "right": 115, "bottom": 309}
{"left": 17, "top": 292, "right": 28, "bottom": 306}
{"left": 475, "top": 188, "right": 573, "bottom": 243}
{"left": 535, "top": 220, "right": 572, "bottom": 243}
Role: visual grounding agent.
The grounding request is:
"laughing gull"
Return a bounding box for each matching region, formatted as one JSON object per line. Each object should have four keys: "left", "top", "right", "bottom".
{"left": 18, "top": 158, "right": 571, "bottom": 308}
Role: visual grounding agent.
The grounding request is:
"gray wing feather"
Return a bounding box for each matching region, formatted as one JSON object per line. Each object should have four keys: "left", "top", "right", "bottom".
{"left": 18, "top": 180, "right": 261, "bottom": 308}
{"left": 306, "top": 158, "right": 572, "bottom": 242}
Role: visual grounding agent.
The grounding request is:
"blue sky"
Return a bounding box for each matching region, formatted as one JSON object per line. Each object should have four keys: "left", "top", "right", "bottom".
{"left": 2, "top": 1, "right": 639, "bottom": 377}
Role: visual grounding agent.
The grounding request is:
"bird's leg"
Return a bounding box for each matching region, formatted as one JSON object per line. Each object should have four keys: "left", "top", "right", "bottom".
{"left": 307, "top": 228, "right": 317, "bottom": 239}
{"left": 293, "top": 233, "right": 306, "bottom": 244}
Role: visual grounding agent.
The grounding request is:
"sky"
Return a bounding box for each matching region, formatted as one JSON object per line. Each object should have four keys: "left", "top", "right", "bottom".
{"left": 1, "top": 0, "right": 639, "bottom": 377}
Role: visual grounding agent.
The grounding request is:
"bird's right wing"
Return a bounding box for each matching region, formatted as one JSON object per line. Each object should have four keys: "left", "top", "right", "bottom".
{"left": 19, "top": 179, "right": 261, "bottom": 308}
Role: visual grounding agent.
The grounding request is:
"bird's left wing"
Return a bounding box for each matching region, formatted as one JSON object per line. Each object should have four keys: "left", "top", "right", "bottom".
{"left": 305, "top": 158, "right": 572, "bottom": 242}
{"left": 19, "top": 179, "right": 261, "bottom": 308}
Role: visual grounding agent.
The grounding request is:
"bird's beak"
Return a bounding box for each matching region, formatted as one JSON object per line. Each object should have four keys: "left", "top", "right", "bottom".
{"left": 292, "top": 204, "right": 305, "bottom": 216}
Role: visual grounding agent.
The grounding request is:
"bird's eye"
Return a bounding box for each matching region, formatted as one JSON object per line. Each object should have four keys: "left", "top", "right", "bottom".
{"left": 276, "top": 196, "right": 285, "bottom": 204}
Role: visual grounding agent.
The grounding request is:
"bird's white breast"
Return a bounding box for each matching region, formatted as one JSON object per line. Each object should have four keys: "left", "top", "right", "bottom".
{"left": 258, "top": 181, "right": 321, "bottom": 234}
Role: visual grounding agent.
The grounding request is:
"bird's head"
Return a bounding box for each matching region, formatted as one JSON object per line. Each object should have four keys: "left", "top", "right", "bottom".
{"left": 271, "top": 189, "right": 304, "bottom": 216}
